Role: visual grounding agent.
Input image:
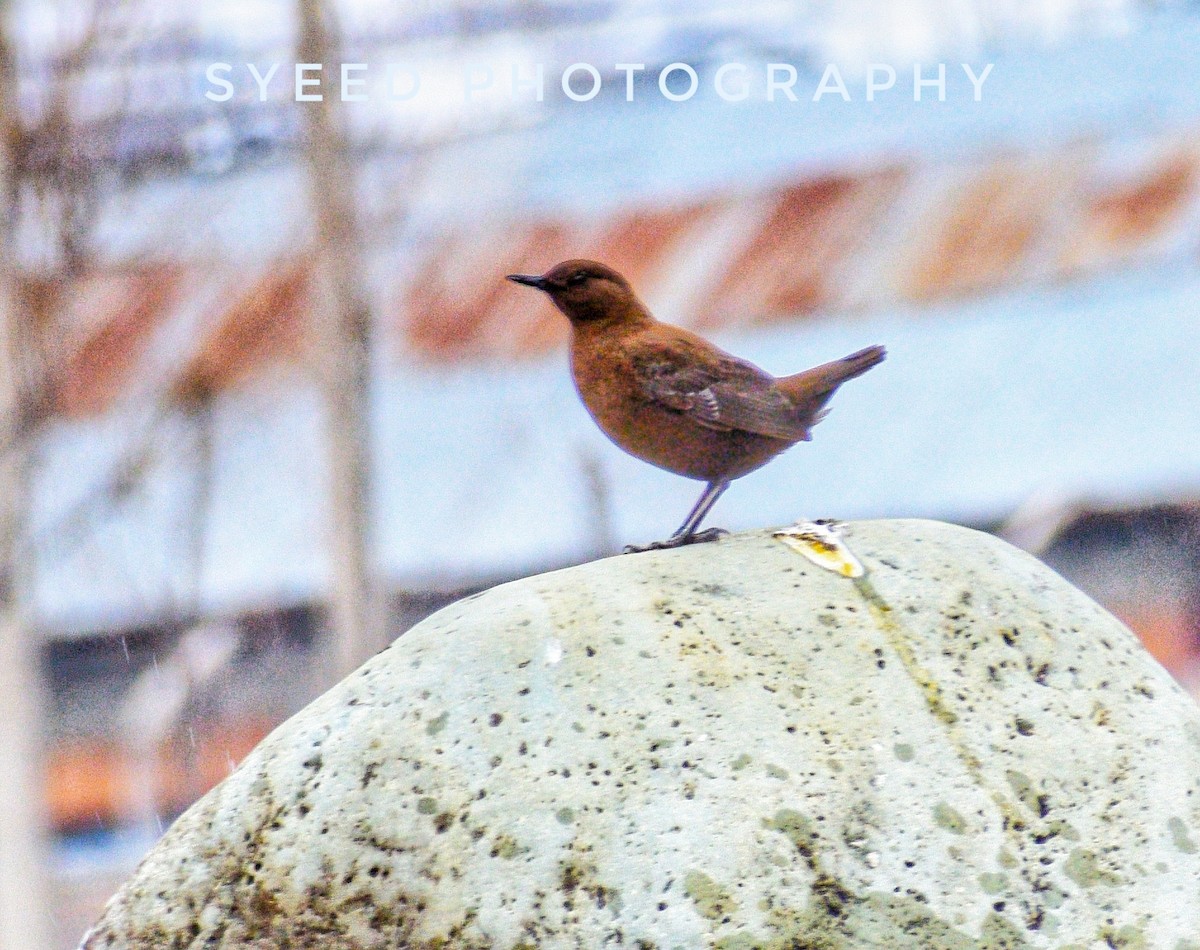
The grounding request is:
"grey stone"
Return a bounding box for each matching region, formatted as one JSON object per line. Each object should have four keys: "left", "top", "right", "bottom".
{"left": 83, "top": 519, "right": 1200, "bottom": 948}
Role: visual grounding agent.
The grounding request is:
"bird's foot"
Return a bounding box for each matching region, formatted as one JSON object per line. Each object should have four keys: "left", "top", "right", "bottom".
{"left": 623, "top": 527, "right": 727, "bottom": 554}
{"left": 683, "top": 527, "right": 728, "bottom": 545}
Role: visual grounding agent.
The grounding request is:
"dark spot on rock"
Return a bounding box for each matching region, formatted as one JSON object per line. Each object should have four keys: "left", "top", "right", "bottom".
{"left": 811, "top": 874, "right": 855, "bottom": 919}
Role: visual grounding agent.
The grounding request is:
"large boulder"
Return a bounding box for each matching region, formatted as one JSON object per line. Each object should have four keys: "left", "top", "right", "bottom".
{"left": 84, "top": 520, "right": 1200, "bottom": 949}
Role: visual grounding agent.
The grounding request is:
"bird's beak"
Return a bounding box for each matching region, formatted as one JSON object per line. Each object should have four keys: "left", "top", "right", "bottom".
{"left": 507, "top": 273, "right": 549, "bottom": 290}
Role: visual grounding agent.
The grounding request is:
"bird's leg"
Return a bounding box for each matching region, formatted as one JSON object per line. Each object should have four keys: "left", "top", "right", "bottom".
{"left": 623, "top": 481, "right": 730, "bottom": 553}
{"left": 670, "top": 479, "right": 729, "bottom": 543}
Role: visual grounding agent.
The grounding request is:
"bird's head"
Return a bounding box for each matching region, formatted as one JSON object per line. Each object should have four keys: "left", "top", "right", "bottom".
{"left": 507, "top": 259, "right": 643, "bottom": 325}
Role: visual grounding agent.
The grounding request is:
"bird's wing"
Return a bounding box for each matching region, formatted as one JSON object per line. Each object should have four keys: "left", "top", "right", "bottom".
{"left": 633, "top": 342, "right": 811, "bottom": 442}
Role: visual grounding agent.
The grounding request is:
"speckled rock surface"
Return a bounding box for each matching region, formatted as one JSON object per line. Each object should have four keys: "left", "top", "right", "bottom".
{"left": 84, "top": 519, "right": 1200, "bottom": 949}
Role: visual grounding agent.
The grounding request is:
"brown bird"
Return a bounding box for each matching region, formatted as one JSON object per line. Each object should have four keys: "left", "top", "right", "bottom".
{"left": 507, "top": 260, "right": 885, "bottom": 552}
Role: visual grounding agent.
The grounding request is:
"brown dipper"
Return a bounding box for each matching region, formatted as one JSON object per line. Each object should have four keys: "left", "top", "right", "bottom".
{"left": 508, "top": 260, "right": 885, "bottom": 552}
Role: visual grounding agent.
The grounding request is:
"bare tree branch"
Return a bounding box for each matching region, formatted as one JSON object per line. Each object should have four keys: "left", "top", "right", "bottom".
{"left": 297, "top": 0, "right": 387, "bottom": 678}
{"left": 0, "top": 12, "right": 52, "bottom": 947}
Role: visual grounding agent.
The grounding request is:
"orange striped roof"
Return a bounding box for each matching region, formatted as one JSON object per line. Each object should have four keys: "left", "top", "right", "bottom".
{"left": 23, "top": 128, "right": 1200, "bottom": 416}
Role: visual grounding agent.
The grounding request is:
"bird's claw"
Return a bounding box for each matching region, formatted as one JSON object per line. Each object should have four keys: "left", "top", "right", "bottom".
{"left": 684, "top": 527, "right": 728, "bottom": 545}
{"left": 622, "top": 527, "right": 728, "bottom": 554}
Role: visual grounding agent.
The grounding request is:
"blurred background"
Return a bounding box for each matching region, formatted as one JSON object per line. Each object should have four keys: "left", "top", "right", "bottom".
{"left": 1, "top": 0, "right": 1198, "bottom": 945}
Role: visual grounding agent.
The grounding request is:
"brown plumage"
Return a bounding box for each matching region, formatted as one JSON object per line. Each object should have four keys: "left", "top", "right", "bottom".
{"left": 507, "top": 259, "right": 885, "bottom": 551}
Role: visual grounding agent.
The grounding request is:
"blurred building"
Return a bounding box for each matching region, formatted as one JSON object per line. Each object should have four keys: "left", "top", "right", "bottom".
{"left": 3, "top": 2, "right": 1199, "bottom": 945}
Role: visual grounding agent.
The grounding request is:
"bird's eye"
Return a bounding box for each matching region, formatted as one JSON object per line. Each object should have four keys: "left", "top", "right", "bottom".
{"left": 567, "top": 271, "right": 589, "bottom": 286}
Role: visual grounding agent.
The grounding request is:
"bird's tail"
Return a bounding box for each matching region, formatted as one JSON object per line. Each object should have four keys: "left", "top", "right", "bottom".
{"left": 778, "top": 345, "right": 886, "bottom": 424}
